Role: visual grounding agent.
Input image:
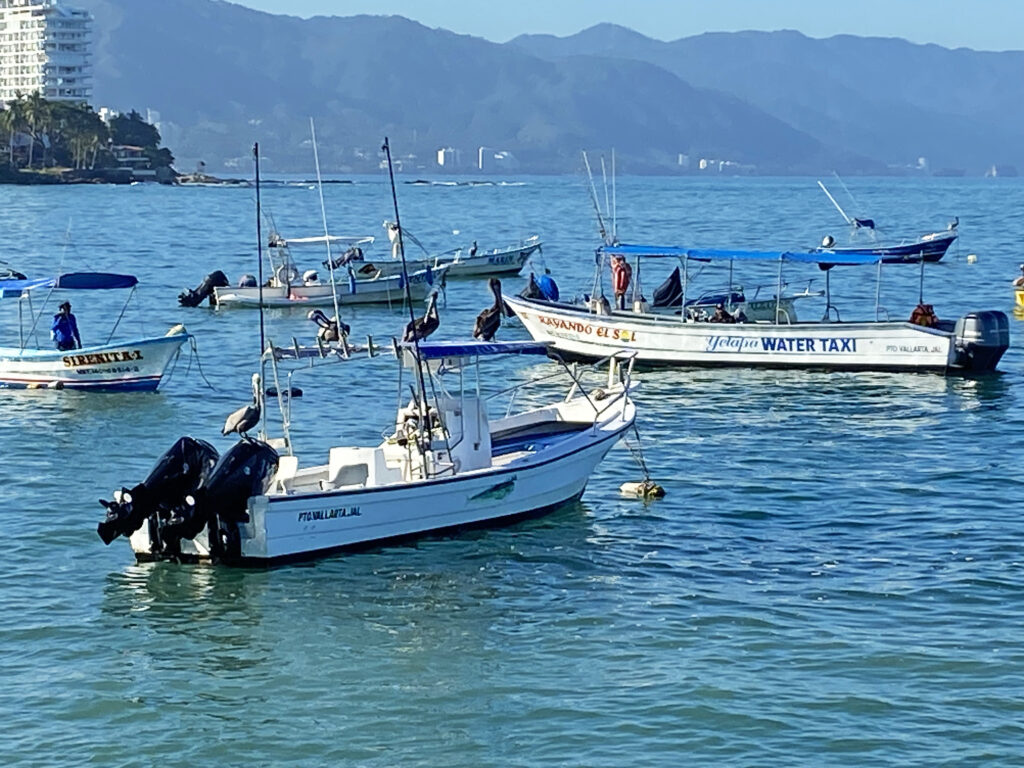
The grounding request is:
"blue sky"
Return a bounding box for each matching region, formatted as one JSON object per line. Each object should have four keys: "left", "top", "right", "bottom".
{"left": 231, "top": 0, "right": 1021, "bottom": 51}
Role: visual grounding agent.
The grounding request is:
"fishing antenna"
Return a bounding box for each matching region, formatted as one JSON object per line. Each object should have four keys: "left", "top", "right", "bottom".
{"left": 253, "top": 143, "right": 266, "bottom": 364}
{"left": 582, "top": 151, "right": 610, "bottom": 245}
{"left": 382, "top": 137, "right": 432, "bottom": 477}
{"left": 309, "top": 117, "right": 344, "bottom": 336}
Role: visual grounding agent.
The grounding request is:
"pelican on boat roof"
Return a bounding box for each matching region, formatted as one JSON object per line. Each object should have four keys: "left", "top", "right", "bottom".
{"left": 505, "top": 242, "right": 1009, "bottom": 374}
{"left": 97, "top": 339, "right": 638, "bottom": 565}
{"left": 0, "top": 271, "right": 190, "bottom": 392}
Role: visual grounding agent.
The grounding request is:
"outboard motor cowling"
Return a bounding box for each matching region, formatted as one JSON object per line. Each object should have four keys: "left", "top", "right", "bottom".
{"left": 159, "top": 439, "right": 279, "bottom": 561}
{"left": 953, "top": 311, "right": 1010, "bottom": 372}
{"left": 237, "top": 273, "right": 257, "bottom": 288}
{"left": 178, "top": 270, "right": 230, "bottom": 307}
{"left": 97, "top": 436, "right": 219, "bottom": 544}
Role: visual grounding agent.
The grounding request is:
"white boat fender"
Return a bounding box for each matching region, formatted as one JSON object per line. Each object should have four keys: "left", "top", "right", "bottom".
{"left": 619, "top": 479, "right": 666, "bottom": 500}
{"left": 47, "top": 380, "right": 64, "bottom": 390}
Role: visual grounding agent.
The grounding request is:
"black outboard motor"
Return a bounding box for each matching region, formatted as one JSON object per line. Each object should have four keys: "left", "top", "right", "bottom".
{"left": 159, "top": 439, "right": 279, "bottom": 562}
{"left": 178, "top": 270, "right": 230, "bottom": 307}
{"left": 952, "top": 311, "right": 1010, "bottom": 371}
{"left": 653, "top": 267, "right": 683, "bottom": 309}
{"left": 97, "top": 436, "right": 219, "bottom": 545}
{"left": 237, "top": 273, "right": 257, "bottom": 288}
{"left": 324, "top": 245, "right": 364, "bottom": 270}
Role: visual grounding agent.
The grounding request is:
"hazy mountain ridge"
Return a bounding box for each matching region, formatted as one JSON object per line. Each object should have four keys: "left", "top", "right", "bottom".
{"left": 511, "top": 24, "right": 1024, "bottom": 172}
{"left": 69, "top": 1, "right": 1018, "bottom": 174}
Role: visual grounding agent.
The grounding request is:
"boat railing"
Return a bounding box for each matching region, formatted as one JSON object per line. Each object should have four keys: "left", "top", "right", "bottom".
{"left": 486, "top": 349, "right": 636, "bottom": 428}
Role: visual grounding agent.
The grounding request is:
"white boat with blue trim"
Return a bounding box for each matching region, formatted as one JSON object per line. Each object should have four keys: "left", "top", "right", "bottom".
{"left": 97, "top": 340, "right": 637, "bottom": 564}
{"left": 506, "top": 243, "right": 1009, "bottom": 374}
{"left": 0, "top": 272, "right": 189, "bottom": 392}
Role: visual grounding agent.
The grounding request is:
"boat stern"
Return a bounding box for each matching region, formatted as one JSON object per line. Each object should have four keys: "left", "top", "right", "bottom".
{"left": 952, "top": 311, "right": 1010, "bottom": 371}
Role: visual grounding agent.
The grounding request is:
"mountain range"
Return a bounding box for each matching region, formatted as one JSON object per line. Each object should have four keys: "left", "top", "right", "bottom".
{"left": 72, "top": 0, "right": 1024, "bottom": 175}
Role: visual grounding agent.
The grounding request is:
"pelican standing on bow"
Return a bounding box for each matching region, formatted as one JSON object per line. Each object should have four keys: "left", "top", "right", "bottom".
{"left": 403, "top": 291, "right": 440, "bottom": 342}
{"left": 223, "top": 373, "right": 261, "bottom": 438}
{"left": 307, "top": 309, "right": 350, "bottom": 342}
{"left": 473, "top": 278, "right": 505, "bottom": 342}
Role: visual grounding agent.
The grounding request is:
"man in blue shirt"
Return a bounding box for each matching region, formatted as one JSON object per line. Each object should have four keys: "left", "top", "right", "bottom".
{"left": 51, "top": 301, "right": 82, "bottom": 351}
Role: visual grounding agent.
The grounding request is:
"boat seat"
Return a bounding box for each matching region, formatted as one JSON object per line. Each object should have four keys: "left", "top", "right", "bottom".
{"left": 322, "top": 446, "right": 373, "bottom": 489}
{"left": 273, "top": 455, "right": 299, "bottom": 494}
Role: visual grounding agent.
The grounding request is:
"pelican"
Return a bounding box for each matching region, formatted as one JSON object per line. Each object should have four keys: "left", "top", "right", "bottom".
{"left": 307, "top": 309, "right": 350, "bottom": 343}
{"left": 403, "top": 292, "right": 440, "bottom": 342}
{"left": 222, "top": 373, "right": 261, "bottom": 438}
{"left": 473, "top": 278, "right": 504, "bottom": 341}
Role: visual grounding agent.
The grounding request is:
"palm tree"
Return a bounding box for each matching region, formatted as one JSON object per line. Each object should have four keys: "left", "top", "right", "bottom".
{"left": 23, "top": 91, "right": 50, "bottom": 168}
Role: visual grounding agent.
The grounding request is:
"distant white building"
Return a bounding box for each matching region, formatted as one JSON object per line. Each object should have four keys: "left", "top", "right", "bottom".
{"left": 0, "top": 0, "right": 92, "bottom": 105}
{"left": 478, "top": 147, "right": 518, "bottom": 172}
{"left": 436, "top": 146, "right": 460, "bottom": 168}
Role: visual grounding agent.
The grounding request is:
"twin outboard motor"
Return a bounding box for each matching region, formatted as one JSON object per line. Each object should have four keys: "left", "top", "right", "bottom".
{"left": 99, "top": 437, "right": 278, "bottom": 562}
{"left": 97, "top": 436, "right": 219, "bottom": 545}
{"left": 178, "top": 270, "right": 230, "bottom": 307}
{"left": 953, "top": 311, "right": 1010, "bottom": 371}
{"left": 159, "top": 439, "right": 278, "bottom": 561}
{"left": 653, "top": 267, "right": 683, "bottom": 309}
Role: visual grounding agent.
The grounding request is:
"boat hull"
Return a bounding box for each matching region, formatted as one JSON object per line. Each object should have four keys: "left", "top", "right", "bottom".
{"left": 0, "top": 331, "right": 189, "bottom": 391}
{"left": 128, "top": 400, "right": 634, "bottom": 564}
{"left": 213, "top": 266, "right": 445, "bottom": 308}
{"left": 506, "top": 296, "right": 1006, "bottom": 373}
{"left": 347, "top": 239, "right": 542, "bottom": 280}
{"left": 817, "top": 232, "right": 956, "bottom": 263}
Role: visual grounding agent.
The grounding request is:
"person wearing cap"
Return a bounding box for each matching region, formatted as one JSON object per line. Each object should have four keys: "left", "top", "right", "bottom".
{"left": 709, "top": 302, "right": 735, "bottom": 323}
{"left": 51, "top": 301, "right": 82, "bottom": 351}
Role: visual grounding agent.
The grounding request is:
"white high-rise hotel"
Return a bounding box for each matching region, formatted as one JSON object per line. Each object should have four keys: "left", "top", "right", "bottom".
{"left": 0, "top": 0, "right": 91, "bottom": 105}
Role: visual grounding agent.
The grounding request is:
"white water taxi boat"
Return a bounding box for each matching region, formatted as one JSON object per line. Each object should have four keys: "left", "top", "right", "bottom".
{"left": 97, "top": 340, "right": 637, "bottom": 564}
{"left": 506, "top": 244, "right": 1009, "bottom": 374}
{"left": 0, "top": 272, "right": 189, "bottom": 391}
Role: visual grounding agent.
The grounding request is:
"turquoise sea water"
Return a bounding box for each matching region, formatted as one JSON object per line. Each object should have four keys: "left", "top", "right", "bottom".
{"left": 2, "top": 174, "right": 1023, "bottom": 766}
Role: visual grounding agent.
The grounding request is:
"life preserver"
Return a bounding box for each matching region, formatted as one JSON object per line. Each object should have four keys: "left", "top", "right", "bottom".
{"left": 611, "top": 259, "right": 631, "bottom": 295}
{"left": 275, "top": 264, "right": 300, "bottom": 285}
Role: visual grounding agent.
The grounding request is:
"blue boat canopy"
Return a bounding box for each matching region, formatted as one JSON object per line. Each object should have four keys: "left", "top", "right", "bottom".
{"left": 405, "top": 340, "right": 551, "bottom": 360}
{"left": 0, "top": 272, "right": 138, "bottom": 299}
{"left": 600, "top": 243, "right": 884, "bottom": 267}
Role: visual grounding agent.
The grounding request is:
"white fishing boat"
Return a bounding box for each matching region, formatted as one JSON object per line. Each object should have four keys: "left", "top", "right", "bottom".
{"left": 272, "top": 228, "right": 542, "bottom": 280}
{"left": 506, "top": 243, "right": 1009, "bottom": 374}
{"left": 211, "top": 263, "right": 447, "bottom": 308}
{"left": 96, "top": 340, "right": 637, "bottom": 564}
{"left": 0, "top": 272, "right": 189, "bottom": 391}
{"left": 381, "top": 222, "right": 542, "bottom": 278}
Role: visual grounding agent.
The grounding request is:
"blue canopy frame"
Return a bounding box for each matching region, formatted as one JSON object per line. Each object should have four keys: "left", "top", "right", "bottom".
{"left": 0, "top": 272, "right": 138, "bottom": 300}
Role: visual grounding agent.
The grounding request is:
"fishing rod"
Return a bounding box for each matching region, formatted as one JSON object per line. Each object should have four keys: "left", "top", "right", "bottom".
{"left": 309, "top": 117, "right": 344, "bottom": 340}
{"left": 254, "top": 142, "right": 268, "bottom": 438}
{"left": 382, "top": 136, "right": 432, "bottom": 477}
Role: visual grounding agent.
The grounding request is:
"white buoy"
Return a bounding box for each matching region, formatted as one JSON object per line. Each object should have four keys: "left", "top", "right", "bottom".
{"left": 966, "top": 253, "right": 978, "bottom": 264}
{"left": 620, "top": 480, "right": 666, "bottom": 500}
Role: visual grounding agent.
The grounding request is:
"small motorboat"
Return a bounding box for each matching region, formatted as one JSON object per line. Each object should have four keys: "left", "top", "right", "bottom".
{"left": 97, "top": 340, "right": 638, "bottom": 564}
{"left": 0, "top": 272, "right": 189, "bottom": 392}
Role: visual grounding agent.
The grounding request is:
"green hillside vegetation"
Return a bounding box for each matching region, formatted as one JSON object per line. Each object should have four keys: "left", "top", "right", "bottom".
{"left": 0, "top": 94, "right": 173, "bottom": 181}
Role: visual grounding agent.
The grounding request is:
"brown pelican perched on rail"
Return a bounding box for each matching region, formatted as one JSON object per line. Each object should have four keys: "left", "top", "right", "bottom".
{"left": 307, "top": 309, "right": 350, "bottom": 342}
{"left": 223, "top": 373, "right": 261, "bottom": 438}
{"left": 403, "top": 291, "right": 440, "bottom": 342}
{"left": 473, "top": 278, "right": 508, "bottom": 342}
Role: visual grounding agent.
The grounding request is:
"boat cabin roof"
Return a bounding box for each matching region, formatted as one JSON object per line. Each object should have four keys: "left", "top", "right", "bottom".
{"left": 400, "top": 340, "right": 550, "bottom": 365}
{"left": 0, "top": 272, "right": 138, "bottom": 299}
